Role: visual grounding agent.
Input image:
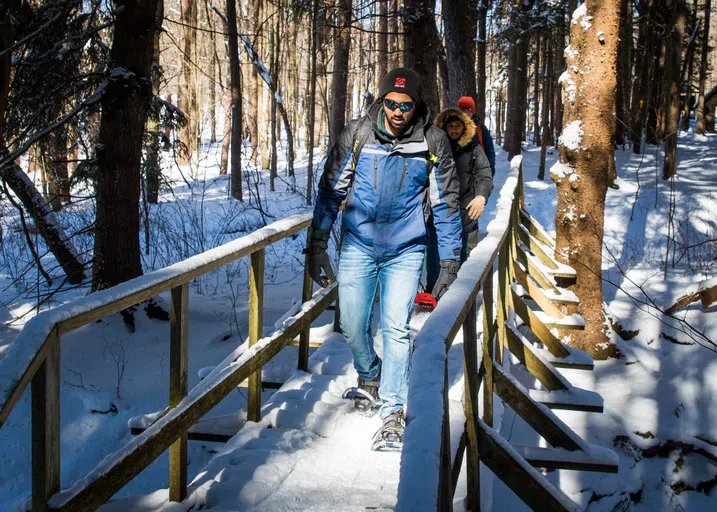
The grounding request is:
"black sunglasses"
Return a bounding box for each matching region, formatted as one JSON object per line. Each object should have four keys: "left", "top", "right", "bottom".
{"left": 383, "top": 98, "right": 415, "bottom": 112}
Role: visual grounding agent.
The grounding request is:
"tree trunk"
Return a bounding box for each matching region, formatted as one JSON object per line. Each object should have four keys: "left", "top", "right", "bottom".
{"left": 538, "top": 33, "right": 553, "bottom": 180}
{"left": 630, "top": 0, "right": 653, "bottom": 153}
{"left": 93, "top": 0, "right": 159, "bottom": 290}
{"left": 443, "top": 0, "right": 478, "bottom": 106}
{"left": 226, "top": 0, "right": 243, "bottom": 199}
{"left": 551, "top": 0, "right": 621, "bottom": 359}
{"left": 389, "top": 0, "right": 400, "bottom": 68}
{"left": 220, "top": 91, "right": 231, "bottom": 175}
{"left": 250, "top": 1, "right": 260, "bottom": 162}
{"left": 306, "top": 0, "right": 318, "bottom": 205}
{"left": 532, "top": 32, "right": 541, "bottom": 146}
{"left": 505, "top": 0, "right": 534, "bottom": 159}
{"left": 178, "top": 0, "right": 198, "bottom": 170}
{"left": 402, "top": 0, "right": 440, "bottom": 115}
{"left": 329, "top": 0, "right": 352, "bottom": 149}
{"left": 476, "top": 1, "right": 488, "bottom": 121}
{"left": 696, "top": 0, "right": 712, "bottom": 134}
{"left": 41, "top": 129, "right": 69, "bottom": 211}
{"left": 663, "top": 0, "right": 687, "bottom": 180}
{"left": 378, "top": 0, "right": 389, "bottom": 80}
{"left": 146, "top": 0, "right": 164, "bottom": 204}
{"left": 615, "top": 0, "right": 631, "bottom": 148}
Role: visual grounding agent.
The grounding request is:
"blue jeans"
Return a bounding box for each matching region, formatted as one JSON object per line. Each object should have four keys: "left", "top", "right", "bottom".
{"left": 337, "top": 243, "right": 424, "bottom": 419}
{"left": 425, "top": 229, "right": 473, "bottom": 293}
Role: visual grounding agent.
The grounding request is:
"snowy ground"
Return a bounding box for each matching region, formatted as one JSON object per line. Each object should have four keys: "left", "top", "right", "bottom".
{"left": 1, "top": 125, "right": 716, "bottom": 511}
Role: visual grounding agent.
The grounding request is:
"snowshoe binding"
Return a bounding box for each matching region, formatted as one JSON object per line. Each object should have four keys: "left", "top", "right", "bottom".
{"left": 371, "top": 409, "right": 405, "bottom": 452}
{"left": 342, "top": 377, "right": 381, "bottom": 415}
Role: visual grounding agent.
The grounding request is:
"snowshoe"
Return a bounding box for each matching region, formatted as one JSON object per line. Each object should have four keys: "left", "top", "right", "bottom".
{"left": 342, "top": 377, "right": 381, "bottom": 415}
{"left": 371, "top": 409, "right": 405, "bottom": 452}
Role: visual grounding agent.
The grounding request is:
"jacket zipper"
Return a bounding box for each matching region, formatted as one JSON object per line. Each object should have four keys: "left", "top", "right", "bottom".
{"left": 397, "top": 161, "right": 408, "bottom": 192}
{"left": 373, "top": 156, "right": 378, "bottom": 189}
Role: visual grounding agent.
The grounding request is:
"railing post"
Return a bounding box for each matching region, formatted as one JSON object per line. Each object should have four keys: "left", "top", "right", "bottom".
{"left": 496, "top": 230, "right": 511, "bottom": 367}
{"left": 462, "top": 301, "right": 480, "bottom": 511}
{"left": 438, "top": 359, "right": 453, "bottom": 512}
{"left": 248, "top": 249, "right": 265, "bottom": 421}
{"left": 299, "top": 228, "right": 313, "bottom": 372}
{"left": 482, "top": 268, "right": 495, "bottom": 429}
{"left": 169, "top": 283, "right": 189, "bottom": 502}
{"left": 32, "top": 328, "right": 60, "bottom": 512}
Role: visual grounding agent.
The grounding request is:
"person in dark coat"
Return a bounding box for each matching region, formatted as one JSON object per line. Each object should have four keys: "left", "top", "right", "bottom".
{"left": 458, "top": 96, "right": 496, "bottom": 175}
{"left": 425, "top": 107, "right": 493, "bottom": 294}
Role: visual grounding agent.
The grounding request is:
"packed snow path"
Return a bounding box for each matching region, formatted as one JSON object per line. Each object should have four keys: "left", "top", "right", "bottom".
{"left": 103, "top": 311, "right": 469, "bottom": 512}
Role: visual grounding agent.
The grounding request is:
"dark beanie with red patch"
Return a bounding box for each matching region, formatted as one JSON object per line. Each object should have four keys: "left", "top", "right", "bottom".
{"left": 378, "top": 67, "right": 423, "bottom": 102}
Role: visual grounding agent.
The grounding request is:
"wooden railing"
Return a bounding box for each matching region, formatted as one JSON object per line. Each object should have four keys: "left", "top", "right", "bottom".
{"left": 396, "top": 156, "right": 617, "bottom": 511}
{"left": 0, "top": 211, "right": 337, "bottom": 511}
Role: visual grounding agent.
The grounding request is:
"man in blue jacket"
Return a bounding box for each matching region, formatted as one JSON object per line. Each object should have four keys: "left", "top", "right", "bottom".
{"left": 306, "top": 68, "right": 463, "bottom": 450}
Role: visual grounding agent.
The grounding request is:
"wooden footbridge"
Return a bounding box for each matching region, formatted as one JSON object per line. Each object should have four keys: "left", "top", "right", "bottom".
{"left": 0, "top": 156, "right": 617, "bottom": 511}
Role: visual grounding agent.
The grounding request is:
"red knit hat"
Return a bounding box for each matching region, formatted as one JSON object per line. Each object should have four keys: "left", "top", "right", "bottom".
{"left": 457, "top": 96, "right": 476, "bottom": 114}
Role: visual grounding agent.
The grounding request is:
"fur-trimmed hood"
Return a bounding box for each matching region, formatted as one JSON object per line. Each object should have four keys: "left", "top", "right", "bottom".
{"left": 434, "top": 108, "right": 476, "bottom": 148}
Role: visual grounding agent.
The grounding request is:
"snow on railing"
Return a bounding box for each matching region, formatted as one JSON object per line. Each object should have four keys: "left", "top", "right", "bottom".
{"left": 396, "top": 157, "right": 522, "bottom": 511}
{"left": 0, "top": 211, "right": 313, "bottom": 422}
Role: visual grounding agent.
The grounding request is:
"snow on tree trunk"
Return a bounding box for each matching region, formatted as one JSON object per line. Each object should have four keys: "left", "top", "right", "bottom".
{"left": 1, "top": 158, "right": 85, "bottom": 284}
{"left": 92, "top": 0, "right": 160, "bottom": 291}
{"left": 551, "top": 1, "right": 621, "bottom": 359}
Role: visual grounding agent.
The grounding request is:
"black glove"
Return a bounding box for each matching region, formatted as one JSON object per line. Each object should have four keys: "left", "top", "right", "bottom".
{"left": 433, "top": 260, "right": 460, "bottom": 300}
{"left": 304, "top": 239, "right": 335, "bottom": 288}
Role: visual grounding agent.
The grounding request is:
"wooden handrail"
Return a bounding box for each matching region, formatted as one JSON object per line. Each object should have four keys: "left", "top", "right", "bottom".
{"left": 0, "top": 211, "right": 313, "bottom": 426}
{"left": 0, "top": 210, "right": 328, "bottom": 511}
{"left": 396, "top": 157, "right": 523, "bottom": 511}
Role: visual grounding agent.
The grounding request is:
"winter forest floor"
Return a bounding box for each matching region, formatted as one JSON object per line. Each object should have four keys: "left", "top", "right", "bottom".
{"left": 1, "top": 126, "right": 716, "bottom": 511}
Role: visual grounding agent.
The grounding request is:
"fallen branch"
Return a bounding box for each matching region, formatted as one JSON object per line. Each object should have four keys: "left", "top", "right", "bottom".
{"left": 666, "top": 277, "right": 717, "bottom": 315}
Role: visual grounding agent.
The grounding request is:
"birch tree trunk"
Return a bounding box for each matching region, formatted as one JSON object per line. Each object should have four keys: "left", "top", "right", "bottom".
{"left": 551, "top": 1, "right": 621, "bottom": 358}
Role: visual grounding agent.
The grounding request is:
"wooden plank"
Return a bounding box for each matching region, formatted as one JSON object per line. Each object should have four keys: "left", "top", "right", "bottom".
{"left": 515, "top": 246, "right": 559, "bottom": 293}
{"left": 510, "top": 288, "right": 570, "bottom": 358}
{"left": 438, "top": 362, "right": 453, "bottom": 512}
{"left": 517, "top": 224, "right": 559, "bottom": 270}
{"left": 462, "top": 302, "right": 480, "bottom": 510}
{"left": 50, "top": 285, "right": 337, "bottom": 512}
{"left": 32, "top": 327, "right": 60, "bottom": 512}
{"left": 505, "top": 325, "right": 569, "bottom": 391}
{"left": 1, "top": 216, "right": 313, "bottom": 429}
{"left": 513, "top": 264, "right": 565, "bottom": 319}
{"left": 493, "top": 365, "right": 581, "bottom": 451}
{"left": 482, "top": 272, "right": 494, "bottom": 429}
{"left": 519, "top": 208, "right": 556, "bottom": 249}
{"left": 299, "top": 228, "right": 313, "bottom": 372}
{"left": 248, "top": 249, "right": 265, "bottom": 422}
{"left": 1, "top": 336, "right": 51, "bottom": 427}
{"left": 528, "top": 389, "right": 604, "bottom": 413}
{"left": 512, "top": 444, "right": 618, "bottom": 473}
{"left": 289, "top": 340, "right": 322, "bottom": 349}
{"left": 452, "top": 431, "right": 467, "bottom": 493}
{"left": 169, "top": 284, "right": 189, "bottom": 502}
{"left": 476, "top": 419, "right": 580, "bottom": 512}
{"left": 495, "top": 236, "right": 511, "bottom": 366}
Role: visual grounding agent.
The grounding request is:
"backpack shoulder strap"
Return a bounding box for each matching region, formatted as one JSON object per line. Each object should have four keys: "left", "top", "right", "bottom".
{"left": 350, "top": 116, "right": 373, "bottom": 170}
{"left": 475, "top": 121, "right": 484, "bottom": 149}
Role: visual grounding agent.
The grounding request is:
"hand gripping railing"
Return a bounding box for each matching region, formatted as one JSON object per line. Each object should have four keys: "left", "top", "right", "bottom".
{"left": 0, "top": 211, "right": 338, "bottom": 511}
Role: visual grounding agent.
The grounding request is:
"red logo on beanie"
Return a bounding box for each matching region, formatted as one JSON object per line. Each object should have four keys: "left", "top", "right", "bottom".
{"left": 394, "top": 77, "right": 406, "bottom": 87}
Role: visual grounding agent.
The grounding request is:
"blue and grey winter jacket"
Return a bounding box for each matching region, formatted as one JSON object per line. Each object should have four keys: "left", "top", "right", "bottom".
{"left": 311, "top": 102, "right": 462, "bottom": 262}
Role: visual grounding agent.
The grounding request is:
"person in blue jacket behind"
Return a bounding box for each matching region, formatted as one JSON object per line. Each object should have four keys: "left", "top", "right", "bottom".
{"left": 305, "top": 68, "right": 463, "bottom": 451}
